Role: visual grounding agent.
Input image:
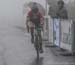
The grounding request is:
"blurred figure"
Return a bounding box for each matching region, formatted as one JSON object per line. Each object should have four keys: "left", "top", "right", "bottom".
{"left": 48, "top": 0, "right": 68, "bottom": 19}
{"left": 56, "top": 0, "right": 68, "bottom": 19}
{"left": 27, "top": 2, "right": 44, "bottom": 53}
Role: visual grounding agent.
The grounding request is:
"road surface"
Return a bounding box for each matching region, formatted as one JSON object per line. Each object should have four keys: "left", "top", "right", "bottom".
{"left": 0, "top": 17, "right": 74, "bottom": 65}
{"left": 0, "top": 0, "right": 75, "bottom": 65}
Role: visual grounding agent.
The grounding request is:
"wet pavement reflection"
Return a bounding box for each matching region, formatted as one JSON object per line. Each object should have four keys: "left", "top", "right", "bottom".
{"left": 31, "top": 57, "right": 43, "bottom": 65}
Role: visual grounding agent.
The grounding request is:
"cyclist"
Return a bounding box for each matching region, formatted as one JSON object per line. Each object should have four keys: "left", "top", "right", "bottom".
{"left": 27, "top": 3, "right": 44, "bottom": 53}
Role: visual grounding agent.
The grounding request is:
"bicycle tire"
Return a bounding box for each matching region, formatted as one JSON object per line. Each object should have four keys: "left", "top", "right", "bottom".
{"left": 35, "top": 35, "right": 40, "bottom": 59}
{"left": 36, "top": 46, "right": 39, "bottom": 59}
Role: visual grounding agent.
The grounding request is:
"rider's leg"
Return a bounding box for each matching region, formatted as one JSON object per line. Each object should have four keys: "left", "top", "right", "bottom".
{"left": 30, "top": 27, "right": 34, "bottom": 43}
{"left": 27, "top": 25, "right": 29, "bottom": 33}
{"left": 38, "top": 31, "right": 43, "bottom": 53}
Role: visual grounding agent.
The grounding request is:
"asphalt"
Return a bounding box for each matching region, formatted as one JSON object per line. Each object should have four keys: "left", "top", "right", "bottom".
{"left": 0, "top": 19, "right": 75, "bottom": 65}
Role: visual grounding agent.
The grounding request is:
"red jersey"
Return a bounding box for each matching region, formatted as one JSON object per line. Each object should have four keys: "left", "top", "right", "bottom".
{"left": 27, "top": 10, "right": 44, "bottom": 27}
{"left": 28, "top": 11, "right": 43, "bottom": 19}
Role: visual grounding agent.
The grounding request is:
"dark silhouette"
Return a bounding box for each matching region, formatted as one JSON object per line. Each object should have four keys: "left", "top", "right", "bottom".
{"left": 56, "top": 0, "right": 68, "bottom": 19}
{"left": 48, "top": 0, "right": 68, "bottom": 19}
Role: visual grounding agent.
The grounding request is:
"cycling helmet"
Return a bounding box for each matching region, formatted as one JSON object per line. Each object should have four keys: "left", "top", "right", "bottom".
{"left": 31, "top": 2, "right": 39, "bottom": 13}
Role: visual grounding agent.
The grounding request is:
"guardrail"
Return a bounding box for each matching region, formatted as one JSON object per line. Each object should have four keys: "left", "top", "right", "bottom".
{"left": 47, "top": 17, "right": 75, "bottom": 52}
{"left": 60, "top": 19, "right": 72, "bottom": 52}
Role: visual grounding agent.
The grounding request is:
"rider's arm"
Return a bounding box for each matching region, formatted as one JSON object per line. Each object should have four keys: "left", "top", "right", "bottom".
{"left": 39, "top": 12, "right": 44, "bottom": 25}
{"left": 28, "top": 11, "right": 32, "bottom": 20}
{"left": 26, "top": 11, "right": 31, "bottom": 25}
{"left": 39, "top": 12, "right": 44, "bottom": 26}
{"left": 38, "top": 12, "right": 44, "bottom": 31}
{"left": 26, "top": 16, "right": 28, "bottom": 25}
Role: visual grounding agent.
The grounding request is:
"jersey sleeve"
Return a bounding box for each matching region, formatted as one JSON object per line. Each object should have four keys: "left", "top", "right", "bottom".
{"left": 28, "top": 11, "right": 32, "bottom": 17}
{"left": 38, "top": 12, "right": 44, "bottom": 25}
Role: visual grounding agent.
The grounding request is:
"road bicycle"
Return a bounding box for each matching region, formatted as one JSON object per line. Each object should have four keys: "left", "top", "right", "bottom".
{"left": 34, "top": 27, "right": 42, "bottom": 59}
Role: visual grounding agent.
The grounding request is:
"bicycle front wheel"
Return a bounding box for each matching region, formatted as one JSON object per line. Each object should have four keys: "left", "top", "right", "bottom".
{"left": 35, "top": 35, "right": 40, "bottom": 59}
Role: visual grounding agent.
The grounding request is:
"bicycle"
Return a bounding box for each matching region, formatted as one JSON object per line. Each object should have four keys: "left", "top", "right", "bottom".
{"left": 34, "top": 27, "right": 42, "bottom": 59}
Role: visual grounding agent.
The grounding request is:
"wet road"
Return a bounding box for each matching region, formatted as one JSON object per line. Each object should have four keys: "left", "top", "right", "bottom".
{"left": 0, "top": 19, "right": 75, "bottom": 65}
{"left": 0, "top": 0, "right": 75, "bottom": 65}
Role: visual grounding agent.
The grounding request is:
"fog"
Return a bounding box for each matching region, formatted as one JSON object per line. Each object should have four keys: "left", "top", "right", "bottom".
{"left": 0, "top": 0, "right": 47, "bottom": 29}
{"left": 0, "top": 0, "right": 25, "bottom": 24}
{"left": 0, "top": 0, "right": 74, "bottom": 23}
